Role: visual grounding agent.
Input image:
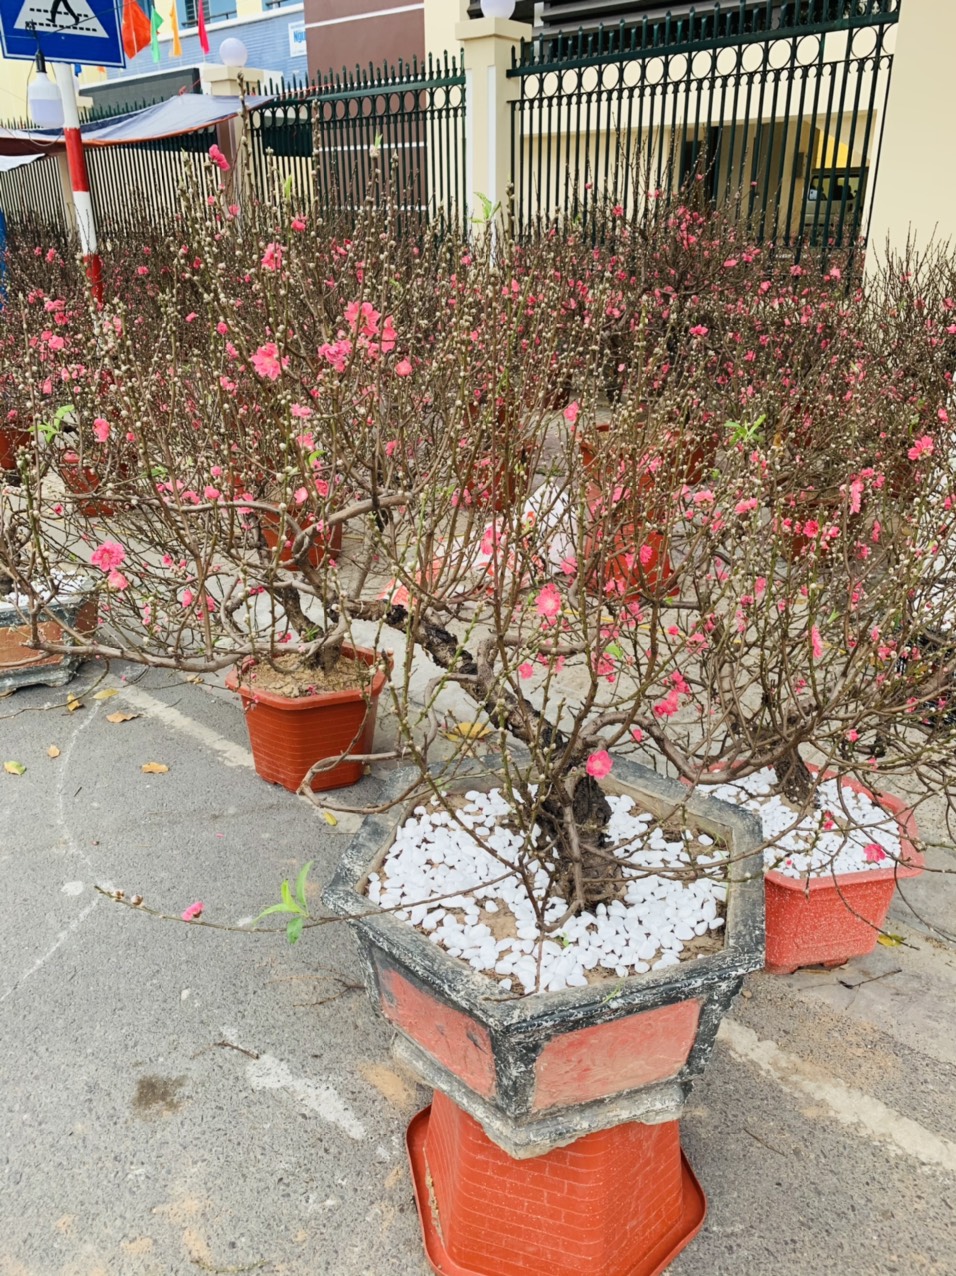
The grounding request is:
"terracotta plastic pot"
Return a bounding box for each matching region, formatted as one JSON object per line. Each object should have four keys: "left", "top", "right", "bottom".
{"left": 578, "top": 420, "right": 714, "bottom": 491}
{"left": 0, "top": 424, "right": 30, "bottom": 474}
{"left": 460, "top": 396, "right": 530, "bottom": 512}
{"left": 692, "top": 762, "right": 924, "bottom": 975}
{"left": 226, "top": 643, "right": 388, "bottom": 793}
{"left": 59, "top": 452, "right": 113, "bottom": 517}
{"left": 457, "top": 447, "right": 530, "bottom": 513}
{"left": 764, "top": 775, "right": 922, "bottom": 975}
{"left": 259, "top": 509, "right": 344, "bottom": 571}
{"left": 583, "top": 479, "right": 674, "bottom": 601}
{"left": 408, "top": 1092, "right": 706, "bottom": 1276}
{"left": 586, "top": 522, "right": 674, "bottom": 601}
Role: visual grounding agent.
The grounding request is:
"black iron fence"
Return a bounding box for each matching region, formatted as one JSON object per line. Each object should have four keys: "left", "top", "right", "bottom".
{"left": 248, "top": 54, "right": 467, "bottom": 230}
{"left": 0, "top": 55, "right": 465, "bottom": 244}
{"left": 86, "top": 126, "right": 220, "bottom": 239}
{"left": 0, "top": 155, "right": 65, "bottom": 245}
{"left": 509, "top": 0, "right": 900, "bottom": 260}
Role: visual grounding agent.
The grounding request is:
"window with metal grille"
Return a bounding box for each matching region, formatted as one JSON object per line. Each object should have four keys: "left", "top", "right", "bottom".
{"left": 178, "top": 0, "right": 237, "bottom": 28}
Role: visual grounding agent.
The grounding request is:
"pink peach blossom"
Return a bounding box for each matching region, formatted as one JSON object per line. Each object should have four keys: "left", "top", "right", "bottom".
{"left": 585, "top": 750, "right": 613, "bottom": 780}
{"left": 534, "top": 583, "right": 562, "bottom": 621}
{"left": 90, "top": 541, "right": 126, "bottom": 572}
{"left": 907, "top": 435, "right": 934, "bottom": 461}
{"left": 208, "top": 144, "right": 230, "bottom": 172}
{"left": 251, "top": 342, "right": 287, "bottom": 380}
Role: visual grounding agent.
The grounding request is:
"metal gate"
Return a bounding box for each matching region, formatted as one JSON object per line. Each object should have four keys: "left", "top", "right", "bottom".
{"left": 509, "top": 0, "right": 900, "bottom": 261}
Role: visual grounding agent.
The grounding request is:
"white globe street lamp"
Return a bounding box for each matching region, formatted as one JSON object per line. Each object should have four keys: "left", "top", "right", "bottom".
{"left": 480, "top": 0, "right": 517, "bottom": 17}
{"left": 219, "top": 37, "right": 249, "bottom": 69}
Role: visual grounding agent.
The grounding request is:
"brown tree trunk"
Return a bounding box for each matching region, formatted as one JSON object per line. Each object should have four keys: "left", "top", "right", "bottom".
{"left": 777, "top": 748, "right": 814, "bottom": 806}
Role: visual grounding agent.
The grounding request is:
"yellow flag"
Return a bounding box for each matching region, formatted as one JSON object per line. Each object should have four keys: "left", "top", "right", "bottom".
{"left": 170, "top": 1, "right": 182, "bottom": 57}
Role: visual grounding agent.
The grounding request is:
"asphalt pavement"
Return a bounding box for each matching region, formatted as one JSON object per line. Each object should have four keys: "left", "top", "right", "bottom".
{"left": 1, "top": 658, "right": 955, "bottom": 1276}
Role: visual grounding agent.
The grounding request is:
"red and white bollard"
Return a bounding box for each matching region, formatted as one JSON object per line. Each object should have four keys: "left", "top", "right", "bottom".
{"left": 51, "top": 61, "right": 103, "bottom": 305}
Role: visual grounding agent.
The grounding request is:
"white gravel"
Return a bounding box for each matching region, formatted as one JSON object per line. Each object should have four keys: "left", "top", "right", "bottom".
{"left": 707, "top": 766, "right": 904, "bottom": 879}
{"left": 369, "top": 788, "right": 726, "bottom": 997}
{"left": 1, "top": 571, "right": 89, "bottom": 609}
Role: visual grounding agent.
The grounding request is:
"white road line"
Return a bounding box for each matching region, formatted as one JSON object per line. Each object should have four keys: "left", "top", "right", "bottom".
{"left": 719, "top": 1018, "right": 956, "bottom": 1174}
{"left": 120, "top": 686, "right": 255, "bottom": 770}
{"left": 245, "top": 1052, "right": 366, "bottom": 1140}
{"left": 0, "top": 896, "right": 98, "bottom": 1005}
{"left": 0, "top": 698, "right": 105, "bottom": 1004}
{"left": 120, "top": 683, "right": 363, "bottom": 830}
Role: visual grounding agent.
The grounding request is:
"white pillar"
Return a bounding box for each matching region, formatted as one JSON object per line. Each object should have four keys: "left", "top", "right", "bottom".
{"left": 455, "top": 17, "right": 531, "bottom": 232}
{"left": 867, "top": 1, "right": 956, "bottom": 258}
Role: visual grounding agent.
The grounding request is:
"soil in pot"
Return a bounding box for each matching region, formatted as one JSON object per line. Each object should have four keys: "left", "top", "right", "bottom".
{"left": 707, "top": 765, "right": 922, "bottom": 973}
{"left": 366, "top": 787, "right": 727, "bottom": 997}
{"left": 226, "top": 645, "right": 387, "bottom": 792}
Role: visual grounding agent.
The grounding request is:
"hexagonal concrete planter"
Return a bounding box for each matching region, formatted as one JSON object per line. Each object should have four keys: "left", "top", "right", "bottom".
{"left": 0, "top": 583, "right": 96, "bottom": 695}
{"left": 324, "top": 757, "right": 764, "bottom": 1159}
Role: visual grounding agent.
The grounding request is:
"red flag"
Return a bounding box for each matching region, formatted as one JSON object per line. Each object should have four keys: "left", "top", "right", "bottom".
{"left": 121, "top": 0, "right": 152, "bottom": 59}
{"left": 197, "top": 0, "right": 209, "bottom": 54}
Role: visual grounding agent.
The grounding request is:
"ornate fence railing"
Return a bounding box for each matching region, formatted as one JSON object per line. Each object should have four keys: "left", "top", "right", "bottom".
{"left": 0, "top": 155, "right": 65, "bottom": 244}
{"left": 247, "top": 54, "right": 467, "bottom": 231}
{"left": 87, "top": 127, "right": 221, "bottom": 239}
{"left": 509, "top": 0, "right": 900, "bottom": 261}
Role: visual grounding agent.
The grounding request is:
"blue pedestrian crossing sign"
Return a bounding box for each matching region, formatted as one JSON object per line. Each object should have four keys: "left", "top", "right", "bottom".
{"left": 0, "top": 0, "right": 124, "bottom": 68}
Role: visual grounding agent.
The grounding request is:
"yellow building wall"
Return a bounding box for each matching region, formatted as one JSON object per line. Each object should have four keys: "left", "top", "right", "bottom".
{"left": 0, "top": 56, "right": 34, "bottom": 124}
{"left": 425, "top": 0, "right": 469, "bottom": 59}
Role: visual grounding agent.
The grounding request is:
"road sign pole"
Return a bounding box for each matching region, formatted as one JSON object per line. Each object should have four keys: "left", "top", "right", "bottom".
{"left": 51, "top": 59, "right": 103, "bottom": 305}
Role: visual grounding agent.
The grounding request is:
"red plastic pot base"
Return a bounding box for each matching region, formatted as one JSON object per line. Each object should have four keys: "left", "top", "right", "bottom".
{"left": 406, "top": 1106, "right": 706, "bottom": 1276}
{"left": 765, "top": 957, "right": 849, "bottom": 977}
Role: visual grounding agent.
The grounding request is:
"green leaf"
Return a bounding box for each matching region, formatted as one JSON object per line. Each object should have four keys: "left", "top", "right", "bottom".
{"left": 281, "top": 878, "right": 295, "bottom": 911}
{"left": 286, "top": 916, "right": 304, "bottom": 945}
{"left": 294, "top": 860, "right": 314, "bottom": 912}
{"left": 470, "top": 191, "right": 499, "bottom": 225}
{"left": 253, "top": 900, "right": 301, "bottom": 923}
{"left": 282, "top": 173, "right": 294, "bottom": 201}
{"left": 605, "top": 642, "right": 625, "bottom": 661}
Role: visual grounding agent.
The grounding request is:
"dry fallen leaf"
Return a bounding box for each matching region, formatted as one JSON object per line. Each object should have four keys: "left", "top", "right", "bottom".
{"left": 186, "top": 675, "right": 204, "bottom": 685}
{"left": 92, "top": 688, "right": 119, "bottom": 701}
{"left": 4, "top": 761, "right": 26, "bottom": 776}
{"left": 141, "top": 762, "right": 169, "bottom": 774}
{"left": 47, "top": 745, "right": 60, "bottom": 759}
{"left": 877, "top": 933, "right": 905, "bottom": 948}
{"left": 321, "top": 810, "right": 338, "bottom": 826}
{"left": 65, "top": 694, "right": 83, "bottom": 713}
{"left": 106, "top": 711, "right": 140, "bottom": 724}
{"left": 443, "top": 721, "right": 492, "bottom": 742}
